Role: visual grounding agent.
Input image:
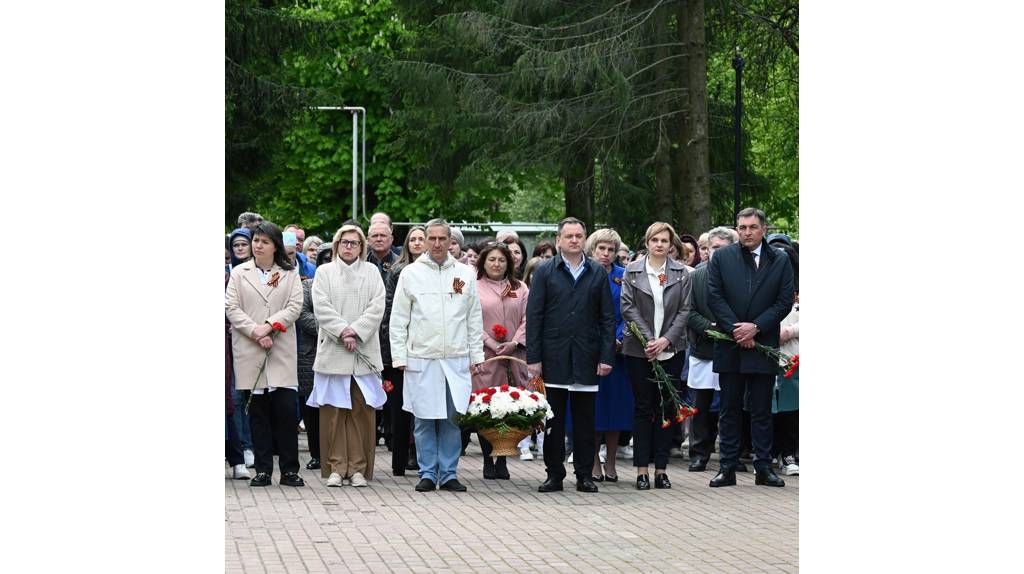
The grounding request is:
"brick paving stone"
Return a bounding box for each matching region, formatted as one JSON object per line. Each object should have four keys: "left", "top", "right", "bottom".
{"left": 227, "top": 434, "right": 798, "bottom": 572}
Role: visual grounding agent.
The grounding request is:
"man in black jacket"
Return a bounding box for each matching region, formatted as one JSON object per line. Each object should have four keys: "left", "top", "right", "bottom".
{"left": 685, "top": 226, "right": 738, "bottom": 472}
{"left": 706, "top": 208, "right": 794, "bottom": 488}
{"left": 527, "top": 217, "right": 616, "bottom": 494}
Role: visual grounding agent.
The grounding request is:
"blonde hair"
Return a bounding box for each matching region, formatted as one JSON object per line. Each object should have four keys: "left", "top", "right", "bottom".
{"left": 302, "top": 235, "right": 323, "bottom": 252}
{"left": 644, "top": 221, "right": 680, "bottom": 246}
{"left": 332, "top": 224, "right": 368, "bottom": 260}
{"left": 585, "top": 228, "right": 622, "bottom": 256}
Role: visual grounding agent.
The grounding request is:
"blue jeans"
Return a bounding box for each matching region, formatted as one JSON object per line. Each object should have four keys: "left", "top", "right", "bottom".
{"left": 231, "top": 389, "right": 253, "bottom": 450}
{"left": 413, "top": 385, "right": 461, "bottom": 484}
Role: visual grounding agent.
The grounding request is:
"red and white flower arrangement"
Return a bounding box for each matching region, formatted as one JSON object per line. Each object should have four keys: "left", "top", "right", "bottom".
{"left": 458, "top": 384, "right": 554, "bottom": 434}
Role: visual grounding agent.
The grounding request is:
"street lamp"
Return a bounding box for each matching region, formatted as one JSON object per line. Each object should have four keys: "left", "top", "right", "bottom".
{"left": 732, "top": 49, "right": 744, "bottom": 220}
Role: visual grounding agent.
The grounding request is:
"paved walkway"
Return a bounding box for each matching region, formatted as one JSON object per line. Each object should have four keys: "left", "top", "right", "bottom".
{"left": 226, "top": 434, "right": 798, "bottom": 573}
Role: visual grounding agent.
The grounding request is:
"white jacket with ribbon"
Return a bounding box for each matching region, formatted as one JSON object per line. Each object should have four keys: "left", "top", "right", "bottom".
{"left": 389, "top": 253, "right": 485, "bottom": 418}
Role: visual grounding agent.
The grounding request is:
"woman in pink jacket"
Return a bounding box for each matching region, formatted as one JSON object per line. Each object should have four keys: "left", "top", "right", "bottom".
{"left": 471, "top": 242, "right": 529, "bottom": 480}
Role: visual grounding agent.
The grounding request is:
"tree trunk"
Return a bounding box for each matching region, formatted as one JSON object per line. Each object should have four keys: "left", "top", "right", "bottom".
{"left": 563, "top": 145, "right": 595, "bottom": 230}
{"left": 653, "top": 4, "right": 674, "bottom": 220}
{"left": 678, "top": 0, "right": 711, "bottom": 236}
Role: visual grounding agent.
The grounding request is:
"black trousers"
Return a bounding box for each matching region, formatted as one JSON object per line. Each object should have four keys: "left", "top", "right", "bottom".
{"left": 225, "top": 413, "right": 245, "bottom": 466}
{"left": 719, "top": 373, "right": 774, "bottom": 471}
{"left": 385, "top": 367, "right": 415, "bottom": 473}
{"left": 543, "top": 387, "right": 596, "bottom": 481}
{"left": 248, "top": 388, "right": 300, "bottom": 475}
{"left": 626, "top": 354, "right": 684, "bottom": 470}
{"left": 299, "top": 392, "right": 320, "bottom": 460}
{"left": 688, "top": 388, "right": 719, "bottom": 460}
{"left": 772, "top": 410, "right": 799, "bottom": 458}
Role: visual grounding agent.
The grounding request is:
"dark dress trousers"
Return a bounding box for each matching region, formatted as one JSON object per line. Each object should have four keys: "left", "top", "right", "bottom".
{"left": 707, "top": 239, "right": 794, "bottom": 471}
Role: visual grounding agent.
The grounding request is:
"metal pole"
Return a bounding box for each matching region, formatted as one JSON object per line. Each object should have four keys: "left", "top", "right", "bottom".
{"left": 361, "top": 110, "right": 366, "bottom": 221}
{"left": 309, "top": 106, "right": 366, "bottom": 221}
{"left": 350, "top": 111, "right": 358, "bottom": 220}
{"left": 732, "top": 49, "right": 744, "bottom": 220}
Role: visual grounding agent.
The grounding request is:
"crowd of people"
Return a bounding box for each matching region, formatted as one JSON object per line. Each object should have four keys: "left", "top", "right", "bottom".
{"left": 225, "top": 207, "right": 799, "bottom": 494}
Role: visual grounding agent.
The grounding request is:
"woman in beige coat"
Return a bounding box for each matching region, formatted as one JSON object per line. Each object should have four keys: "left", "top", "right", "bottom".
{"left": 225, "top": 221, "right": 306, "bottom": 487}
{"left": 308, "top": 225, "right": 387, "bottom": 487}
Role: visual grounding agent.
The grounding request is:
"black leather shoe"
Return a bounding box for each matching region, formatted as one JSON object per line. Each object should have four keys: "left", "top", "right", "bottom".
{"left": 735, "top": 462, "right": 749, "bottom": 473}
{"left": 591, "top": 474, "right": 605, "bottom": 482}
{"left": 688, "top": 457, "right": 708, "bottom": 472}
{"left": 709, "top": 468, "right": 737, "bottom": 487}
{"left": 280, "top": 472, "right": 305, "bottom": 487}
{"left": 415, "top": 478, "right": 436, "bottom": 492}
{"left": 406, "top": 455, "right": 419, "bottom": 471}
{"left": 576, "top": 478, "right": 599, "bottom": 493}
{"left": 755, "top": 468, "right": 786, "bottom": 487}
{"left": 440, "top": 479, "right": 467, "bottom": 492}
{"left": 495, "top": 457, "right": 510, "bottom": 480}
{"left": 249, "top": 472, "right": 272, "bottom": 487}
{"left": 483, "top": 458, "right": 497, "bottom": 480}
{"left": 604, "top": 474, "right": 618, "bottom": 483}
{"left": 392, "top": 469, "right": 405, "bottom": 477}
{"left": 655, "top": 473, "right": 672, "bottom": 489}
{"left": 538, "top": 478, "right": 564, "bottom": 492}
{"left": 635, "top": 474, "right": 651, "bottom": 490}
{"left": 305, "top": 458, "right": 320, "bottom": 470}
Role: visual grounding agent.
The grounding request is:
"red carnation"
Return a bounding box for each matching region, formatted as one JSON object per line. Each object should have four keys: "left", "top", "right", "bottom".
{"left": 492, "top": 324, "right": 509, "bottom": 341}
{"left": 660, "top": 419, "right": 671, "bottom": 429}
{"left": 484, "top": 387, "right": 497, "bottom": 395}
{"left": 482, "top": 394, "right": 492, "bottom": 404}
{"left": 272, "top": 322, "right": 286, "bottom": 333}
{"left": 382, "top": 379, "right": 394, "bottom": 393}
{"left": 529, "top": 394, "right": 539, "bottom": 401}
{"left": 500, "top": 384, "right": 509, "bottom": 392}
{"left": 509, "top": 391, "right": 520, "bottom": 400}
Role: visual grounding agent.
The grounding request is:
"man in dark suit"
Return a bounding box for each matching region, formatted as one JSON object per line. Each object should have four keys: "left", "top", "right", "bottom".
{"left": 706, "top": 207, "right": 794, "bottom": 488}
{"left": 527, "top": 217, "right": 616, "bottom": 494}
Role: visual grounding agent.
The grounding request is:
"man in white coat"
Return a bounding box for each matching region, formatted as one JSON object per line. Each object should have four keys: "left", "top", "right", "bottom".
{"left": 390, "top": 218, "right": 484, "bottom": 492}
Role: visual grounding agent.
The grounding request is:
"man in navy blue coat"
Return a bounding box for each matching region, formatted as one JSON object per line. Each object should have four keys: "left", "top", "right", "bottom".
{"left": 527, "top": 217, "right": 616, "bottom": 494}
{"left": 706, "top": 207, "right": 794, "bottom": 488}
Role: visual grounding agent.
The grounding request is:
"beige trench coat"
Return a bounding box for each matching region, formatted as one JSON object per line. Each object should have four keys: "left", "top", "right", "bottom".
{"left": 225, "top": 260, "right": 304, "bottom": 390}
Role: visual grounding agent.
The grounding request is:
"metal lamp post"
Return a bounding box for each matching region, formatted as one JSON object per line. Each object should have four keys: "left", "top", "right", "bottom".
{"left": 310, "top": 106, "right": 366, "bottom": 221}
{"left": 732, "top": 49, "right": 744, "bottom": 219}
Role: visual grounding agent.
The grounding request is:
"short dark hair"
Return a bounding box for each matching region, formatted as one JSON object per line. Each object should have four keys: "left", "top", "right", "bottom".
{"left": 736, "top": 207, "right": 767, "bottom": 226}
{"left": 558, "top": 216, "right": 587, "bottom": 236}
{"left": 250, "top": 221, "right": 294, "bottom": 271}
{"left": 532, "top": 240, "right": 556, "bottom": 258}
{"left": 476, "top": 242, "right": 521, "bottom": 290}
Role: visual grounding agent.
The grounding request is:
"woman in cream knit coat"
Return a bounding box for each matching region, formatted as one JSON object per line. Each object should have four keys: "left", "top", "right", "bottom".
{"left": 308, "top": 225, "right": 387, "bottom": 487}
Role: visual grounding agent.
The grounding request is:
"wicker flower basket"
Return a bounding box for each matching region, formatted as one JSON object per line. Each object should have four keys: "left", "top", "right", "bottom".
{"left": 477, "top": 355, "right": 546, "bottom": 456}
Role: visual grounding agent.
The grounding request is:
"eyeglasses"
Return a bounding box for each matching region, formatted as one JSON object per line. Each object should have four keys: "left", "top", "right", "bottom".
{"left": 338, "top": 240, "right": 361, "bottom": 248}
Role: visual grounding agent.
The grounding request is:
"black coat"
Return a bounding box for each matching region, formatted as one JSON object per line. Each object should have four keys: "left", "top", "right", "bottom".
{"left": 296, "top": 278, "right": 319, "bottom": 394}
{"left": 706, "top": 240, "right": 794, "bottom": 374}
{"left": 686, "top": 261, "right": 716, "bottom": 361}
{"left": 526, "top": 254, "right": 616, "bottom": 387}
{"left": 378, "top": 263, "right": 407, "bottom": 368}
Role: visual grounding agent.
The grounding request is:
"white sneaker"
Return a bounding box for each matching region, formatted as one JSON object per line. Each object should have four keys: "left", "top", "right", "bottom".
{"left": 327, "top": 472, "right": 343, "bottom": 487}
{"left": 519, "top": 448, "right": 534, "bottom": 461}
{"left": 229, "top": 464, "right": 251, "bottom": 480}
{"left": 567, "top": 452, "right": 574, "bottom": 463}
{"left": 618, "top": 446, "right": 633, "bottom": 460}
{"left": 781, "top": 455, "right": 799, "bottom": 476}
{"left": 350, "top": 472, "right": 368, "bottom": 487}
{"left": 243, "top": 449, "right": 255, "bottom": 468}
{"left": 298, "top": 420, "right": 306, "bottom": 432}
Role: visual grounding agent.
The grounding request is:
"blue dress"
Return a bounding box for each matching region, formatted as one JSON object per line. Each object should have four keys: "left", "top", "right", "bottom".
{"left": 593, "top": 264, "right": 634, "bottom": 432}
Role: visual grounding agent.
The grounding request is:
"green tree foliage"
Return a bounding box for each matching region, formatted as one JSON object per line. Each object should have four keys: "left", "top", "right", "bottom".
{"left": 226, "top": 1, "right": 798, "bottom": 238}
